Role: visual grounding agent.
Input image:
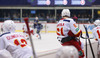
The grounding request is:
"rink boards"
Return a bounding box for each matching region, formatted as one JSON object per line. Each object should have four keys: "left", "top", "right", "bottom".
{"left": 0, "top": 22, "right": 95, "bottom": 35}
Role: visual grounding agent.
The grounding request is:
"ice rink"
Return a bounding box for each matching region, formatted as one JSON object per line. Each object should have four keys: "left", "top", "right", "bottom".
{"left": 27, "top": 33, "right": 98, "bottom": 58}
{"left": 27, "top": 33, "right": 62, "bottom": 58}
{"left": 0, "top": 32, "right": 98, "bottom": 58}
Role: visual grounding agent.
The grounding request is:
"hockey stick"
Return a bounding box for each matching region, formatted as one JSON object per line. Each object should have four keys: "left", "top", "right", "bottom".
{"left": 24, "top": 18, "right": 37, "bottom": 58}
{"left": 83, "top": 25, "right": 95, "bottom": 58}
{"left": 82, "top": 25, "right": 88, "bottom": 58}
{"left": 86, "top": 36, "right": 87, "bottom": 58}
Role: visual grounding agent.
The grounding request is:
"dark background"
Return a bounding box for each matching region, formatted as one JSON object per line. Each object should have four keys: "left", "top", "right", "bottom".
{"left": 0, "top": 0, "right": 98, "bottom": 6}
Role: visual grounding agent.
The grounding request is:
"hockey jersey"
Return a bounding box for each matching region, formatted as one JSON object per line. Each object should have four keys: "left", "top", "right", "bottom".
{"left": 92, "top": 26, "right": 100, "bottom": 44}
{"left": 57, "top": 18, "right": 82, "bottom": 43}
{"left": 0, "top": 32, "right": 33, "bottom": 58}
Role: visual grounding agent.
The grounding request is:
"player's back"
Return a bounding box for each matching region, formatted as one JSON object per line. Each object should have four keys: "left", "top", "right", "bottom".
{"left": 0, "top": 32, "right": 33, "bottom": 58}
{"left": 57, "top": 18, "right": 82, "bottom": 43}
{"left": 93, "top": 26, "right": 100, "bottom": 43}
{"left": 57, "top": 18, "right": 74, "bottom": 38}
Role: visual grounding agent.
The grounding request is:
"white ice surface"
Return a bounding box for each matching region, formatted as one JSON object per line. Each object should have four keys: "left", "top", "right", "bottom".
{"left": 26, "top": 33, "right": 62, "bottom": 53}
{"left": 27, "top": 33, "right": 96, "bottom": 53}
{"left": 26, "top": 33, "right": 98, "bottom": 58}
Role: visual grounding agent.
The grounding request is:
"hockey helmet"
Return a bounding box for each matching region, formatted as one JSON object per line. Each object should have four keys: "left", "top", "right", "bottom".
{"left": 2, "top": 20, "right": 16, "bottom": 32}
{"left": 56, "top": 46, "right": 79, "bottom": 58}
{"left": 61, "top": 9, "right": 70, "bottom": 17}
{"left": 94, "top": 20, "right": 100, "bottom": 26}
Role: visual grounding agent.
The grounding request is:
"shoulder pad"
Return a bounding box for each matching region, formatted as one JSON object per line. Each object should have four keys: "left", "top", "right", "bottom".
{"left": 0, "top": 32, "right": 10, "bottom": 37}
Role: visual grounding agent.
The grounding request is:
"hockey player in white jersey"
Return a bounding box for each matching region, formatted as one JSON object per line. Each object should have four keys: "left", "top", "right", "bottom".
{"left": 56, "top": 9, "right": 84, "bottom": 58}
{"left": 0, "top": 20, "right": 33, "bottom": 58}
{"left": 56, "top": 46, "right": 79, "bottom": 58}
{"left": 92, "top": 20, "right": 100, "bottom": 57}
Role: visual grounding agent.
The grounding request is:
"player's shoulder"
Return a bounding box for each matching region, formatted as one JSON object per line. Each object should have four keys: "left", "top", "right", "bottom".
{"left": 94, "top": 26, "right": 100, "bottom": 29}
{"left": 63, "top": 18, "right": 74, "bottom": 22}
{"left": 0, "top": 32, "right": 10, "bottom": 37}
{"left": 58, "top": 18, "right": 74, "bottom": 23}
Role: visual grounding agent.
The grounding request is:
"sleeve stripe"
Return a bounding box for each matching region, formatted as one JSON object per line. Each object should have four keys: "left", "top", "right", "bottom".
{"left": 75, "top": 30, "right": 82, "bottom": 37}
{"left": 63, "top": 20, "right": 70, "bottom": 22}
{"left": 0, "top": 32, "right": 10, "bottom": 37}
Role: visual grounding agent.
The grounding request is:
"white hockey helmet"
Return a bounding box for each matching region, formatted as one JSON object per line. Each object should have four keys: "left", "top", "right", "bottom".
{"left": 56, "top": 46, "right": 79, "bottom": 58}
{"left": 61, "top": 9, "right": 70, "bottom": 17}
{"left": 2, "top": 20, "right": 16, "bottom": 33}
{"left": 94, "top": 20, "right": 100, "bottom": 26}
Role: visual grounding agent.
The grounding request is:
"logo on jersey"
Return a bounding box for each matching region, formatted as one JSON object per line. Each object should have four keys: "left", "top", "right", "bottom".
{"left": 75, "top": 28, "right": 79, "bottom": 32}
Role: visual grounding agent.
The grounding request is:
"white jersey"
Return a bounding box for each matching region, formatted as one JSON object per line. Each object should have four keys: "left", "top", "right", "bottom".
{"left": 0, "top": 32, "right": 33, "bottom": 58}
{"left": 92, "top": 26, "right": 100, "bottom": 45}
{"left": 0, "top": 49, "right": 12, "bottom": 58}
{"left": 57, "top": 18, "right": 81, "bottom": 41}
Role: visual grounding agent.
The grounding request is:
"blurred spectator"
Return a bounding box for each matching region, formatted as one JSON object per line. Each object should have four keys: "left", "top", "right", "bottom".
{"left": 73, "top": 15, "right": 78, "bottom": 23}
{"left": 0, "top": 9, "right": 97, "bottom": 23}
{"left": 46, "top": 14, "right": 50, "bottom": 22}
{"left": 88, "top": 14, "right": 92, "bottom": 23}
{"left": 13, "top": 13, "right": 17, "bottom": 18}
{"left": 78, "top": 14, "right": 81, "bottom": 18}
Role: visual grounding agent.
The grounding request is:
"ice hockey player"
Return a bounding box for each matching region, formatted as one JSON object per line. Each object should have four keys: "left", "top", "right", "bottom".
{"left": 56, "top": 46, "right": 79, "bottom": 58}
{"left": 36, "top": 23, "right": 43, "bottom": 39}
{"left": 92, "top": 19, "right": 100, "bottom": 57}
{"left": 22, "top": 24, "right": 34, "bottom": 40}
{"left": 0, "top": 20, "right": 33, "bottom": 58}
{"left": 33, "top": 16, "right": 39, "bottom": 29}
{"left": 56, "top": 9, "right": 84, "bottom": 58}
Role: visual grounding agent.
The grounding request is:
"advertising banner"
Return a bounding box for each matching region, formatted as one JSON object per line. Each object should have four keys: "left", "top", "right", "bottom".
{"left": 0, "top": 0, "right": 96, "bottom": 6}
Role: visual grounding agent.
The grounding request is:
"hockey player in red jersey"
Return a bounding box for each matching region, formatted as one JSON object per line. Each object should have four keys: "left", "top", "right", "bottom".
{"left": 56, "top": 9, "right": 84, "bottom": 58}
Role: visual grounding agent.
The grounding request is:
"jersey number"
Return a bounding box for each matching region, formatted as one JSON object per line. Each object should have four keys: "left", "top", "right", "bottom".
{"left": 97, "top": 30, "right": 100, "bottom": 39}
{"left": 57, "top": 27, "right": 64, "bottom": 36}
{"left": 14, "top": 39, "right": 27, "bottom": 48}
